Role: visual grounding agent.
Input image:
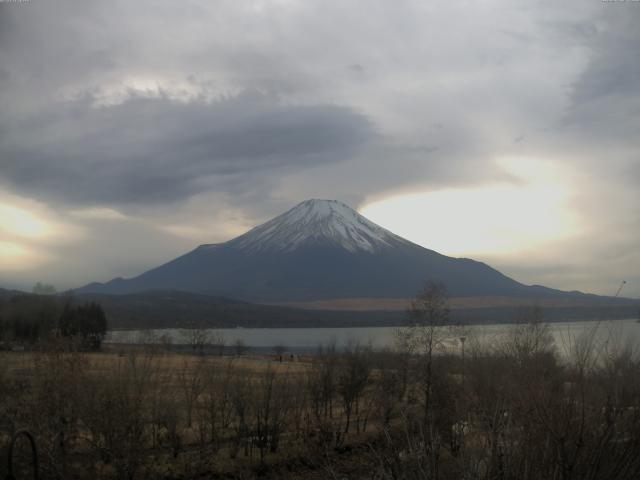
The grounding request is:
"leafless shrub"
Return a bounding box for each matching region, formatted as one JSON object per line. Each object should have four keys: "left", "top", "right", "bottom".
{"left": 307, "top": 343, "right": 338, "bottom": 422}
{"left": 233, "top": 338, "right": 247, "bottom": 356}
{"left": 273, "top": 344, "right": 288, "bottom": 362}
{"left": 252, "top": 366, "right": 291, "bottom": 459}
{"left": 337, "top": 343, "right": 371, "bottom": 434}
{"left": 80, "top": 353, "right": 157, "bottom": 479}
{"left": 210, "top": 330, "right": 226, "bottom": 356}
{"left": 199, "top": 358, "right": 235, "bottom": 453}
{"left": 177, "top": 356, "right": 205, "bottom": 428}
{"left": 28, "top": 343, "right": 90, "bottom": 478}
{"left": 181, "top": 322, "right": 211, "bottom": 354}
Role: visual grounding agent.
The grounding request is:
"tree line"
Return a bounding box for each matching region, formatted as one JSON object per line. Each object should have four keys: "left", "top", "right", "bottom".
{"left": 0, "top": 291, "right": 107, "bottom": 350}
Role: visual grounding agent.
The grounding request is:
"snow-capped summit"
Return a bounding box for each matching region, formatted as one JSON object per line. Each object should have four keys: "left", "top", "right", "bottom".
{"left": 229, "top": 199, "right": 410, "bottom": 253}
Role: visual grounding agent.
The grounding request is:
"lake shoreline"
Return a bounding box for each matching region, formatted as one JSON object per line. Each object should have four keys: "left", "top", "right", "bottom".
{"left": 105, "top": 318, "right": 640, "bottom": 355}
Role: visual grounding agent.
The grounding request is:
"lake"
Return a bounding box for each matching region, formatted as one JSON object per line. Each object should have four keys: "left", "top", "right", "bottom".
{"left": 106, "top": 318, "right": 640, "bottom": 356}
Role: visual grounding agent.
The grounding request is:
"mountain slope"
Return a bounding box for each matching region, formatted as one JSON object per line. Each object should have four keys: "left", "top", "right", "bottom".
{"left": 76, "top": 199, "right": 593, "bottom": 302}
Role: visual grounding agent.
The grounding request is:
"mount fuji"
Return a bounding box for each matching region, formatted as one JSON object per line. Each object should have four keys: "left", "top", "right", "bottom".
{"left": 77, "top": 199, "right": 585, "bottom": 302}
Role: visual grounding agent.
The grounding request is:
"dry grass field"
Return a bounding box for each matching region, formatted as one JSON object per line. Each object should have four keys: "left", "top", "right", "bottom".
{"left": 3, "top": 311, "right": 640, "bottom": 479}
{"left": 0, "top": 346, "right": 390, "bottom": 479}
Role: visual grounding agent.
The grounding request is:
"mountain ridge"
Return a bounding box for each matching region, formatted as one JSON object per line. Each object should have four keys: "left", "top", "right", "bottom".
{"left": 75, "top": 199, "right": 611, "bottom": 302}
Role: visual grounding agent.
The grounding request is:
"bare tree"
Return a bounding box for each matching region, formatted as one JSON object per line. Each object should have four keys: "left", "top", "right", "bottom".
{"left": 398, "top": 282, "right": 451, "bottom": 429}
{"left": 210, "top": 330, "right": 226, "bottom": 356}
{"left": 81, "top": 353, "right": 156, "bottom": 480}
{"left": 252, "top": 367, "right": 291, "bottom": 459}
{"left": 200, "top": 359, "right": 235, "bottom": 451}
{"left": 337, "top": 343, "right": 371, "bottom": 434}
{"left": 273, "top": 344, "right": 288, "bottom": 362}
{"left": 177, "top": 357, "right": 205, "bottom": 428}
{"left": 229, "top": 370, "right": 253, "bottom": 458}
{"left": 233, "top": 338, "right": 247, "bottom": 356}
{"left": 181, "top": 321, "right": 211, "bottom": 354}
{"left": 501, "top": 305, "right": 555, "bottom": 364}
{"left": 372, "top": 350, "right": 405, "bottom": 428}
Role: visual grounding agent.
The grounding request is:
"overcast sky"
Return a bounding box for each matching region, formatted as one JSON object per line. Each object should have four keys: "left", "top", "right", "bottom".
{"left": 0, "top": 0, "right": 638, "bottom": 298}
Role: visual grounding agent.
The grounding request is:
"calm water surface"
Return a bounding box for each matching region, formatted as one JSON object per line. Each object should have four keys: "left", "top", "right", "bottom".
{"left": 106, "top": 318, "right": 640, "bottom": 355}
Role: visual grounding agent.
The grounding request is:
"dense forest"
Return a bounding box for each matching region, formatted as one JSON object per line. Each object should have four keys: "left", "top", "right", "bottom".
{"left": 0, "top": 290, "right": 107, "bottom": 350}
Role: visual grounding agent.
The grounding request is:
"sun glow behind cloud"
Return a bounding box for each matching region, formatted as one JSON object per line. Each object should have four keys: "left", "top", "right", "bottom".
{"left": 0, "top": 204, "right": 52, "bottom": 239}
{"left": 361, "top": 158, "right": 582, "bottom": 257}
{"left": 0, "top": 192, "right": 89, "bottom": 274}
{"left": 0, "top": 241, "right": 52, "bottom": 271}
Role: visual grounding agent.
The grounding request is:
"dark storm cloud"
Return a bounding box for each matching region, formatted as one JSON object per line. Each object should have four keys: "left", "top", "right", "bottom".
{"left": 548, "top": 5, "right": 640, "bottom": 208}
{"left": 0, "top": 0, "right": 532, "bottom": 211}
{"left": 563, "top": 7, "right": 640, "bottom": 137}
{"left": 571, "top": 14, "right": 639, "bottom": 103}
{"left": 0, "top": 0, "right": 638, "bottom": 297}
{"left": 0, "top": 92, "right": 373, "bottom": 205}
